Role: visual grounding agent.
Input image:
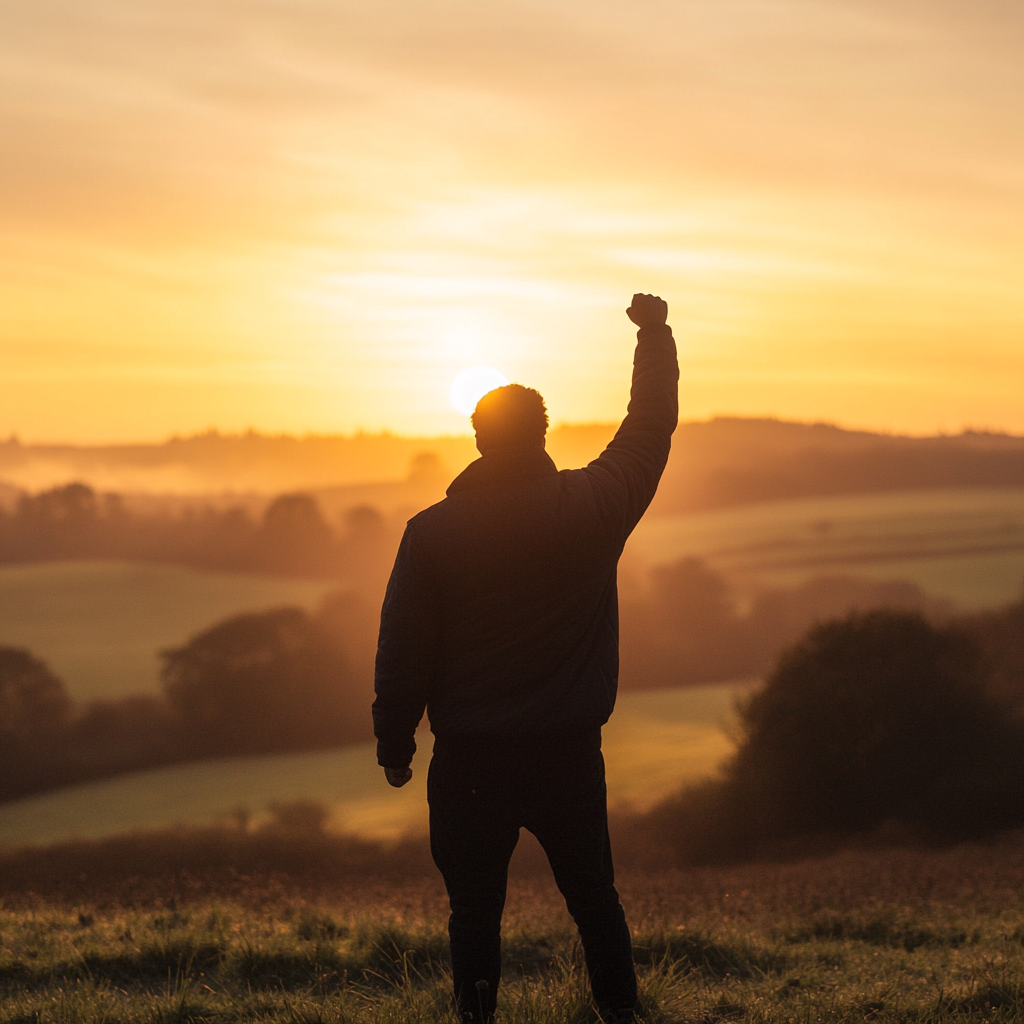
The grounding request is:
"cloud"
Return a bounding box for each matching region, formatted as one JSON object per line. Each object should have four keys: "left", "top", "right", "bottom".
{"left": 1, "top": 0, "right": 1023, "bottom": 439}
{"left": 5, "top": 0, "right": 1023, "bottom": 237}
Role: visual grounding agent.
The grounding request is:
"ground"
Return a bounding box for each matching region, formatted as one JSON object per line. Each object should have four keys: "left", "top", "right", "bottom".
{"left": 2, "top": 835, "right": 1024, "bottom": 1022}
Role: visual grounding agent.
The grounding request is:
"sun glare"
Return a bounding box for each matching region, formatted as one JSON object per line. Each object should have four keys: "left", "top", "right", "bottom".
{"left": 449, "top": 366, "right": 509, "bottom": 417}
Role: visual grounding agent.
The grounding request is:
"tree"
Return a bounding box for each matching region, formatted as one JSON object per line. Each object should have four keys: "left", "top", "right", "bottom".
{"left": 259, "top": 493, "right": 336, "bottom": 575}
{"left": 0, "top": 647, "right": 72, "bottom": 799}
{"left": 959, "top": 596, "right": 1024, "bottom": 708}
{"left": 0, "top": 647, "right": 70, "bottom": 738}
{"left": 10, "top": 483, "right": 101, "bottom": 559}
{"left": 639, "top": 609, "right": 1024, "bottom": 865}
{"left": 160, "top": 606, "right": 370, "bottom": 755}
{"left": 729, "top": 610, "right": 1024, "bottom": 841}
{"left": 619, "top": 557, "right": 752, "bottom": 686}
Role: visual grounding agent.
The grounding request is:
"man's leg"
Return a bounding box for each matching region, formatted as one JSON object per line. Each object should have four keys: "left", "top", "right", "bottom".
{"left": 527, "top": 746, "right": 637, "bottom": 1019}
{"left": 428, "top": 752, "right": 520, "bottom": 1022}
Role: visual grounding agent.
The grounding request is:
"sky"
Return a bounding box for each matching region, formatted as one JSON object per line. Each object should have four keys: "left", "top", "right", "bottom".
{"left": 2, "top": 0, "right": 1023, "bottom": 442}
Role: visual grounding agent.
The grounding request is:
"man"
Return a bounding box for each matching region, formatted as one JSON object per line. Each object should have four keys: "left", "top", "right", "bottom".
{"left": 373, "top": 293, "right": 678, "bottom": 1024}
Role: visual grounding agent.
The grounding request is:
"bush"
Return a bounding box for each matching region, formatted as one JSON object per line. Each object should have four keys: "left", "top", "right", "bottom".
{"left": 0, "top": 647, "right": 70, "bottom": 737}
{"left": 161, "top": 606, "right": 373, "bottom": 755}
{"left": 641, "top": 610, "right": 1024, "bottom": 864}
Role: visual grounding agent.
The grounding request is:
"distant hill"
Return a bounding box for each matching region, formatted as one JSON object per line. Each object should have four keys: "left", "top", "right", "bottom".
{"left": 653, "top": 418, "right": 1024, "bottom": 513}
{"left": 1, "top": 419, "right": 1021, "bottom": 514}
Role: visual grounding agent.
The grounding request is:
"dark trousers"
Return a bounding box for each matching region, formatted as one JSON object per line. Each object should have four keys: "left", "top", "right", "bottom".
{"left": 427, "top": 730, "right": 637, "bottom": 1021}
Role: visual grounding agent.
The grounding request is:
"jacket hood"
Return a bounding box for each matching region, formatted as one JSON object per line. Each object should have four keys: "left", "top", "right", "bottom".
{"left": 447, "top": 446, "right": 558, "bottom": 495}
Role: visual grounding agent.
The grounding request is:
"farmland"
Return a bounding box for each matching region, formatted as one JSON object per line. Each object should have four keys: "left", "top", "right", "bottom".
{"left": 628, "top": 486, "right": 1024, "bottom": 609}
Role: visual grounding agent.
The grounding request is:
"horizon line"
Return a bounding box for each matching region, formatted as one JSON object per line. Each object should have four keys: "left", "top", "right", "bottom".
{"left": 3, "top": 415, "right": 1022, "bottom": 450}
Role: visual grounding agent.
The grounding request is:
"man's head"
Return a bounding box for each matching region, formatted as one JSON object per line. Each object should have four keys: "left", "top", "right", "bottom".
{"left": 471, "top": 384, "right": 548, "bottom": 453}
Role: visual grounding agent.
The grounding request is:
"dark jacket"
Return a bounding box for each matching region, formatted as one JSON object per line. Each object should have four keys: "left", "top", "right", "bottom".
{"left": 372, "top": 324, "right": 679, "bottom": 768}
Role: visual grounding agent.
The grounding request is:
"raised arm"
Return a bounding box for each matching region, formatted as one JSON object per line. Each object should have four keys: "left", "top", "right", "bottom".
{"left": 584, "top": 293, "right": 679, "bottom": 539}
{"left": 372, "top": 522, "right": 442, "bottom": 785}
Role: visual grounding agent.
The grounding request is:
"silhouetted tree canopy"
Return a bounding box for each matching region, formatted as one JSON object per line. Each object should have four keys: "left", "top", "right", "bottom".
{"left": 0, "top": 481, "right": 401, "bottom": 584}
{"left": 640, "top": 609, "right": 1024, "bottom": 865}
{"left": 732, "top": 611, "right": 1019, "bottom": 835}
{"left": 960, "top": 597, "right": 1024, "bottom": 708}
{"left": 618, "top": 558, "right": 951, "bottom": 689}
{"left": 0, "top": 647, "right": 71, "bottom": 738}
{"left": 0, "top": 595, "right": 377, "bottom": 803}
{"left": 161, "top": 606, "right": 371, "bottom": 755}
{"left": 259, "top": 494, "right": 334, "bottom": 574}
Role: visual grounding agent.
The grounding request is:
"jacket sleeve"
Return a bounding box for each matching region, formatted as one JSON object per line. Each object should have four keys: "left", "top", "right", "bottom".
{"left": 372, "top": 523, "right": 442, "bottom": 768}
{"left": 583, "top": 322, "right": 679, "bottom": 540}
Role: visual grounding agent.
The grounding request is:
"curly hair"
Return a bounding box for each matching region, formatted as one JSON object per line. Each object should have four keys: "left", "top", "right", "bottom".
{"left": 471, "top": 384, "right": 549, "bottom": 449}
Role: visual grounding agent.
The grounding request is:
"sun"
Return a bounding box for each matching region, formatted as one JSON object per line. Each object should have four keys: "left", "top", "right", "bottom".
{"left": 449, "top": 366, "right": 509, "bottom": 417}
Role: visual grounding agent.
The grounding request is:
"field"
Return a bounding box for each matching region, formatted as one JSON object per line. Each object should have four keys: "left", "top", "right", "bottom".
{"left": 3, "top": 487, "right": 1024, "bottom": 1020}
{"left": 0, "top": 684, "right": 746, "bottom": 848}
{"left": 1, "top": 486, "right": 1021, "bottom": 851}
{"left": 2, "top": 487, "right": 1015, "bottom": 704}
{"left": 2, "top": 838, "right": 1024, "bottom": 1023}
{"left": 0, "top": 561, "right": 336, "bottom": 701}
{"left": 1, "top": 488, "right": 1020, "bottom": 706}
{"left": 628, "top": 486, "right": 1024, "bottom": 610}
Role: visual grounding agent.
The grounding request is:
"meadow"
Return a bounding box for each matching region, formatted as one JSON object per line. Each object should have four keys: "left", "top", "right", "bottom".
{"left": 0, "top": 486, "right": 1020, "bottom": 850}
{"left": 0, "top": 561, "right": 335, "bottom": 702}
{"left": 0, "top": 684, "right": 745, "bottom": 848}
{"left": 2, "top": 487, "right": 1020, "bottom": 706}
{"left": 627, "top": 487, "right": 1024, "bottom": 611}
{"left": 1, "top": 836, "right": 1024, "bottom": 1023}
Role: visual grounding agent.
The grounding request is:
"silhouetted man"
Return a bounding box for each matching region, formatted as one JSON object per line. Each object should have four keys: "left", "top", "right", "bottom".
{"left": 373, "top": 294, "right": 678, "bottom": 1024}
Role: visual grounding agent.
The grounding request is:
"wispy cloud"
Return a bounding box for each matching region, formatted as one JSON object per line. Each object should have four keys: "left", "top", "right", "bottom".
{"left": 1, "top": 0, "right": 1023, "bottom": 439}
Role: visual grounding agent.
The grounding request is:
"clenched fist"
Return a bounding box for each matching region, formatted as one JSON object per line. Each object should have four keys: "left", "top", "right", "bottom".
{"left": 626, "top": 293, "right": 668, "bottom": 329}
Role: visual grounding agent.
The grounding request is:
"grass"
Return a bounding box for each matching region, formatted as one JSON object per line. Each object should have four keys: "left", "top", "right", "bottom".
{"left": 2, "top": 835, "right": 1024, "bottom": 1022}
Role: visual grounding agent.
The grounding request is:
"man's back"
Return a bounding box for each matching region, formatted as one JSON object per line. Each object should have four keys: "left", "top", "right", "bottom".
{"left": 373, "top": 317, "right": 678, "bottom": 765}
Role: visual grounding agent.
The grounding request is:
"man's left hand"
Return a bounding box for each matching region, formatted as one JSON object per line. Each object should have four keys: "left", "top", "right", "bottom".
{"left": 384, "top": 766, "right": 413, "bottom": 788}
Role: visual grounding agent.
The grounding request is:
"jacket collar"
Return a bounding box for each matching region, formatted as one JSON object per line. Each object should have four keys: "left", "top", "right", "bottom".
{"left": 447, "top": 446, "right": 558, "bottom": 495}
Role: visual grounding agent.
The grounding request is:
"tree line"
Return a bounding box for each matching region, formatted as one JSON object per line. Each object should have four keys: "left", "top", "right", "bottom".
{"left": 4, "top": 419, "right": 1022, "bottom": 513}
{"left": 618, "top": 558, "right": 953, "bottom": 688}
{"left": 3, "top": 596, "right": 1021, "bottom": 859}
{"left": 0, "top": 592, "right": 378, "bottom": 803}
{"left": 0, "top": 482, "right": 399, "bottom": 584}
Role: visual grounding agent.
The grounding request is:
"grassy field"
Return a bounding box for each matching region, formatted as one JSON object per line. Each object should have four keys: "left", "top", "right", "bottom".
{"left": 628, "top": 486, "right": 1024, "bottom": 610}
{"left": 1, "top": 488, "right": 1020, "bottom": 705}
{"left": 0, "top": 684, "right": 747, "bottom": 848}
{"left": 1, "top": 837, "right": 1023, "bottom": 1023}
{"left": 0, "top": 561, "right": 336, "bottom": 701}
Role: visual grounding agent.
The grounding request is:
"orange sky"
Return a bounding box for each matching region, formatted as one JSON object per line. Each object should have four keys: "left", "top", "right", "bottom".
{"left": 2, "top": 0, "right": 1023, "bottom": 441}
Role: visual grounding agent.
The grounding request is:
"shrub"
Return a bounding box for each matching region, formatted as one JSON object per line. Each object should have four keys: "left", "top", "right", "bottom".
{"left": 641, "top": 610, "right": 1024, "bottom": 863}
